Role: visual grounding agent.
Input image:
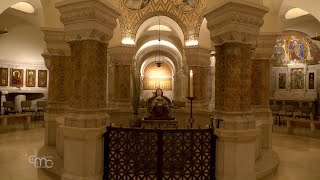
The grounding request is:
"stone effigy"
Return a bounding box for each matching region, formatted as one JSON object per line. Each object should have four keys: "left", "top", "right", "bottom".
{"left": 144, "top": 88, "right": 175, "bottom": 120}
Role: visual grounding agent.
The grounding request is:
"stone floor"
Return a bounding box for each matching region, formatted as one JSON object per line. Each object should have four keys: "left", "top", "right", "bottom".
{"left": 0, "top": 128, "right": 58, "bottom": 180}
{"left": 269, "top": 133, "right": 320, "bottom": 180}
{"left": 0, "top": 128, "right": 320, "bottom": 180}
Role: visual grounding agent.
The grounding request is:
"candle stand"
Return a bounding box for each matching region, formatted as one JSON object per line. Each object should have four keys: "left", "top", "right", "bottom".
{"left": 186, "top": 97, "right": 195, "bottom": 128}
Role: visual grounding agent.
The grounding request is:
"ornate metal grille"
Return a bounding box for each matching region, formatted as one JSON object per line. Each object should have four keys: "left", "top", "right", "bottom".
{"left": 104, "top": 127, "right": 216, "bottom": 180}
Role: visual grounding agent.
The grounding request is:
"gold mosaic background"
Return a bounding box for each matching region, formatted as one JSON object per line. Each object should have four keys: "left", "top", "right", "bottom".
{"left": 118, "top": 0, "right": 206, "bottom": 41}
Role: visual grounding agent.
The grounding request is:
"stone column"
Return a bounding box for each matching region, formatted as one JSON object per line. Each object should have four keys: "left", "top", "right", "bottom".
{"left": 108, "top": 45, "right": 137, "bottom": 109}
{"left": 184, "top": 47, "right": 211, "bottom": 109}
{"left": 42, "top": 28, "right": 70, "bottom": 146}
{"left": 208, "top": 54, "right": 216, "bottom": 111}
{"left": 55, "top": 1, "right": 119, "bottom": 179}
{"left": 205, "top": 1, "right": 268, "bottom": 180}
{"left": 252, "top": 33, "right": 279, "bottom": 150}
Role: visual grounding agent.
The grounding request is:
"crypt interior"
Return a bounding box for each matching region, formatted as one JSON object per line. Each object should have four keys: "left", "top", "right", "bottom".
{"left": 0, "top": 0, "right": 320, "bottom": 180}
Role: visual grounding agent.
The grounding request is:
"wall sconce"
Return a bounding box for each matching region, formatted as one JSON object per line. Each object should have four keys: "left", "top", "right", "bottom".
{"left": 185, "top": 32, "right": 199, "bottom": 46}
{"left": 122, "top": 30, "right": 135, "bottom": 45}
{"left": 185, "top": 39, "right": 199, "bottom": 46}
{"left": 122, "top": 37, "right": 135, "bottom": 45}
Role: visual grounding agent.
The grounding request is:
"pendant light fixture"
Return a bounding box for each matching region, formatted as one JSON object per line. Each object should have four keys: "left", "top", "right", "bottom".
{"left": 155, "top": 16, "right": 163, "bottom": 67}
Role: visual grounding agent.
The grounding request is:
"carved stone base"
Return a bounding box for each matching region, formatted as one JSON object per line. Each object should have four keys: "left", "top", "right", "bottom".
{"left": 141, "top": 119, "right": 178, "bottom": 129}
{"left": 44, "top": 113, "right": 65, "bottom": 146}
{"left": 62, "top": 126, "right": 106, "bottom": 180}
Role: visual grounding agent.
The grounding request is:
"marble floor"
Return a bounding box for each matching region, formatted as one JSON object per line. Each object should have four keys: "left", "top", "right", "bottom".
{"left": 0, "top": 128, "right": 58, "bottom": 180}
{"left": 269, "top": 133, "right": 320, "bottom": 180}
{"left": 0, "top": 128, "right": 320, "bottom": 180}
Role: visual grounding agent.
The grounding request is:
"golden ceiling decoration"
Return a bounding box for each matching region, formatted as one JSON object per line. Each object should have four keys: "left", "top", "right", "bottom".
{"left": 118, "top": 0, "right": 205, "bottom": 43}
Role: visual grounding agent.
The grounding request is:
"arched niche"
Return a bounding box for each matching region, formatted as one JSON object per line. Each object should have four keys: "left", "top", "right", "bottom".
{"left": 140, "top": 58, "right": 175, "bottom": 100}
{"left": 135, "top": 39, "right": 185, "bottom": 101}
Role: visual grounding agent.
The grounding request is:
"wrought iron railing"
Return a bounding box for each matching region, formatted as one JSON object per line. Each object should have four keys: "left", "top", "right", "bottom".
{"left": 104, "top": 127, "right": 216, "bottom": 180}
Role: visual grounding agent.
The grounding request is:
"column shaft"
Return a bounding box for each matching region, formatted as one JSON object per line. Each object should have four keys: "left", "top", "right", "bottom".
{"left": 56, "top": 0, "right": 120, "bottom": 179}
{"left": 205, "top": 1, "right": 268, "bottom": 180}
{"left": 42, "top": 28, "right": 70, "bottom": 147}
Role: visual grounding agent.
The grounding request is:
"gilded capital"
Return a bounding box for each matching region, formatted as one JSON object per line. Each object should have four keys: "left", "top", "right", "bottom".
{"left": 204, "top": 0, "right": 269, "bottom": 45}
{"left": 55, "top": 0, "right": 120, "bottom": 43}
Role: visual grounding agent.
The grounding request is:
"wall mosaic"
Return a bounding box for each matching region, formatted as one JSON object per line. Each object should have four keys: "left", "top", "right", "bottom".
{"left": 309, "top": 73, "right": 315, "bottom": 89}
{"left": 118, "top": 0, "right": 205, "bottom": 42}
{"left": 279, "top": 73, "right": 286, "bottom": 89}
{"left": 291, "top": 68, "right": 304, "bottom": 89}
{"left": 274, "top": 31, "right": 320, "bottom": 66}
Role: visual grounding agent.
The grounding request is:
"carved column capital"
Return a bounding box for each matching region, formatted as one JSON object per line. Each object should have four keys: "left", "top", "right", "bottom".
{"left": 252, "top": 32, "right": 281, "bottom": 59}
{"left": 204, "top": 0, "right": 269, "bottom": 45}
{"left": 55, "top": 0, "right": 120, "bottom": 43}
{"left": 108, "top": 45, "right": 137, "bottom": 65}
{"left": 184, "top": 47, "right": 211, "bottom": 66}
{"left": 42, "top": 27, "right": 71, "bottom": 56}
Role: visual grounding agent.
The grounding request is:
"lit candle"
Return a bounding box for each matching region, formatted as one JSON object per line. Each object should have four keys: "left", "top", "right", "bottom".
{"left": 190, "top": 70, "right": 193, "bottom": 97}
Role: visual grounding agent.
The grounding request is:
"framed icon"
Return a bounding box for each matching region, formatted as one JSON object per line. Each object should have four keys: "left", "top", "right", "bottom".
{"left": 26, "top": 70, "right": 36, "bottom": 87}
{"left": 11, "top": 69, "right": 23, "bottom": 87}
{"left": 38, "top": 70, "right": 47, "bottom": 87}
{"left": 0, "top": 68, "right": 8, "bottom": 86}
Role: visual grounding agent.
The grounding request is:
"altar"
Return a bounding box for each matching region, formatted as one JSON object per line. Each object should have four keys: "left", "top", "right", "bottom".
{"left": 0, "top": 91, "right": 45, "bottom": 113}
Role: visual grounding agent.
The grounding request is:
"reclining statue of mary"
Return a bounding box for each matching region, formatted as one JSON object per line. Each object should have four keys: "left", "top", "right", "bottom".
{"left": 144, "top": 88, "right": 175, "bottom": 120}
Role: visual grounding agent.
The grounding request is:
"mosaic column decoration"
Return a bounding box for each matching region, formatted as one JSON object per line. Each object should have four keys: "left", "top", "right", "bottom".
{"left": 108, "top": 45, "right": 137, "bottom": 109}
{"left": 252, "top": 33, "right": 280, "bottom": 151}
{"left": 184, "top": 47, "right": 211, "bottom": 109}
{"left": 205, "top": 1, "right": 268, "bottom": 180}
{"left": 42, "top": 28, "right": 70, "bottom": 146}
{"left": 55, "top": 0, "right": 120, "bottom": 179}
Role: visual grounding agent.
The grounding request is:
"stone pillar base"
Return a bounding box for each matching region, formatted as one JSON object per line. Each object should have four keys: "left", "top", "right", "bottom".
{"left": 62, "top": 172, "right": 102, "bottom": 180}
{"left": 44, "top": 113, "right": 65, "bottom": 146}
{"left": 62, "top": 126, "right": 106, "bottom": 179}
{"left": 215, "top": 129, "right": 259, "bottom": 180}
{"left": 254, "top": 106, "right": 273, "bottom": 149}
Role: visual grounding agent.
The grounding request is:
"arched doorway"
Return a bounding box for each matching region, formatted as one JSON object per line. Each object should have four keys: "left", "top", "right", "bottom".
{"left": 141, "top": 58, "right": 175, "bottom": 100}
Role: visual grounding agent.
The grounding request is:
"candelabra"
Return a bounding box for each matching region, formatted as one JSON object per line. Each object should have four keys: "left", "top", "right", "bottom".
{"left": 186, "top": 97, "right": 195, "bottom": 128}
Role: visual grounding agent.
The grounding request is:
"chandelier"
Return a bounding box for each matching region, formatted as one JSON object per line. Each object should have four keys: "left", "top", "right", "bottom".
{"left": 155, "top": 16, "right": 163, "bottom": 67}
{"left": 0, "top": 27, "right": 8, "bottom": 35}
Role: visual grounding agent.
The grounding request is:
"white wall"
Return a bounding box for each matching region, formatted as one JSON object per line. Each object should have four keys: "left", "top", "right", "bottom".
{"left": 0, "top": 12, "right": 45, "bottom": 64}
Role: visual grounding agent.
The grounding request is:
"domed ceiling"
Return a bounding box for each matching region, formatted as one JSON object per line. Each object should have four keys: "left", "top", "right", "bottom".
{"left": 274, "top": 30, "right": 320, "bottom": 66}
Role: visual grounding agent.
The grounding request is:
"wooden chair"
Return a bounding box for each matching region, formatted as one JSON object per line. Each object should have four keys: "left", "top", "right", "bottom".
{"left": 296, "top": 106, "right": 312, "bottom": 120}
{"left": 270, "top": 105, "right": 281, "bottom": 125}
{"left": 21, "top": 101, "right": 36, "bottom": 114}
{"left": 3, "top": 101, "right": 19, "bottom": 115}
{"left": 281, "top": 105, "right": 295, "bottom": 125}
{"left": 36, "top": 101, "right": 46, "bottom": 120}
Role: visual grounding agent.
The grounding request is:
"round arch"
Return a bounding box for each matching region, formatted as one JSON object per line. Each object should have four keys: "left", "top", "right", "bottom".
{"left": 281, "top": 0, "right": 320, "bottom": 22}
{"left": 135, "top": 40, "right": 183, "bottom": 69}
{"left": 135, "top": 15, "right": 185, "bottom": 45}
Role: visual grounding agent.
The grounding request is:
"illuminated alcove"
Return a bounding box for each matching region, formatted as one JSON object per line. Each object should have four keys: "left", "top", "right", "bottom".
{"left": 140, "top": 57, "right": 175, "bottom": 100}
